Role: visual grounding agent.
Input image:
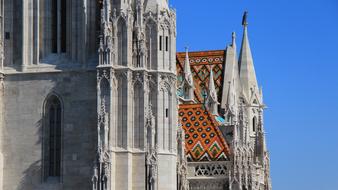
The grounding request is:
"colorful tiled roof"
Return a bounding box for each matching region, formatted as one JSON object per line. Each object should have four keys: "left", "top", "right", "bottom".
{"left": 177, "top": 50, "right": 225, "bottom": 103}
{"left": 179, "top": 104, "right": 230, "bottom": 162}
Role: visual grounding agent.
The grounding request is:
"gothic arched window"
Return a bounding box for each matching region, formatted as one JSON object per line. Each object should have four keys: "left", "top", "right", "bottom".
{"left": 133, "top": 82, "right": 144, "bottom": 149}
{"left": 252, "top": 116, "right": 257, "bottom": 132}
{"left": 160, "top": 25, "right": 170, "bottom": 70}
{"left": 39, "top": 0, "right": 67, "bottom": 59}
{"left": 44, "top": 95, "right": 62, "bottom": 180}
{"left": 117, "top": 19, "right": 127, "bottom": 66}
{"left": 146, "top": 20, "right": 158, "bottom": 70}
{"left": 160, "top": 87, "right": 171, "bottom": 151}
{"left": 117, "top": 76, "right": 128, "bottom": 148}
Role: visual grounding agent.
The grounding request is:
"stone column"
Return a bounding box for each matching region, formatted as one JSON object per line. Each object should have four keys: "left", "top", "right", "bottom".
{"left": 21, "top": 0, "right": 34, "bottom": 70}
{"left": 33, "top": 0, "right": 39, "bottom": 65}
{"left": 0, "top": 1, "right": 4, "bottom": 187}
{"left": 0, "top": 73, "right": 4, "bottom": 190}
{"left": 80, "top": 0, "right": 88, "bottom": 65}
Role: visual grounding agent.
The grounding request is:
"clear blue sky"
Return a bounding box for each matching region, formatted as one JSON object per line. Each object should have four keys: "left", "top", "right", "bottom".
{"left": 170, "top": 0, "right": 338, "bottom": 189}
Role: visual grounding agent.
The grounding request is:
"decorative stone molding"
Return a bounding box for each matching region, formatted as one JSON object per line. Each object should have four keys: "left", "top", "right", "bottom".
{"left": 97, "top": 68, "right": 118, "bottom": 90}
{"left": 191, "top": 162, "right": 228, "bottom": 178}
{"left": 159, "top": 73, "right": 176, "bottom": 93}
{"left": 132, "top": 72, "right": 144, "bottom": 86}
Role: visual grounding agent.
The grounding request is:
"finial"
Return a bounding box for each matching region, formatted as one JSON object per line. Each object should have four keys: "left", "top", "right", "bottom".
{"left": 185, "top": 46, "right": 190, "bottom": 61}
{"left": 183, "top": 46, "right": 194, "bottom": 100}
{"left": 242, "top": 11, "right": 248, "bottom": 27}
{"left": 184, "top": 46, "right": 191, "bottom": 76}
{"left": 208, "top": 65, "right": 217, "bottom": 100}
{"left": 232, "top": 32, "right": 236, "bottom": 47}
{"left": 112, "top": 8, "right": 116, "bottom": 19}
{"left": 99, "top": 35, "right": 104, "bottom": 48}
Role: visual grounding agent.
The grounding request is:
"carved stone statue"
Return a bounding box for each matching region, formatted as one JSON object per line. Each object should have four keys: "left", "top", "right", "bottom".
{"left": 145, "top": 104, "right": 158, "bottom": 190}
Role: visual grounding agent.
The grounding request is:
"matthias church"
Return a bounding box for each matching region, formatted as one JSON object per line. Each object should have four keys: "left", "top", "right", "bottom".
{"left": 0, "top": 0, "right": 271, "bottom": 189}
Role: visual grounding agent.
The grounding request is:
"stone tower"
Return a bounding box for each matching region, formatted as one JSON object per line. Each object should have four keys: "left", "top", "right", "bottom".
{"left": 93, "top": 0, "right": 178, "bottom": 189}
{"left": 222, "top": 12, "right": 272, "bottom": 190}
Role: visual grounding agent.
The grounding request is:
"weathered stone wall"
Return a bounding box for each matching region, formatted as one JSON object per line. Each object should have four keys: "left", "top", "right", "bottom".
{"left": 2, "top": 70, "right": 97, "bottom": 190}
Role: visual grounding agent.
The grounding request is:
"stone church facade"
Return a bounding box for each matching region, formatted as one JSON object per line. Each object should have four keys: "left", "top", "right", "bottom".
{"left": 0, "top": 0, "right": 271, "bottom": 190}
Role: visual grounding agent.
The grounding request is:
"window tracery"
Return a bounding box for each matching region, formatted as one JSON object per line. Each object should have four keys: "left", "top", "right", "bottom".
{"left": 43, "top": 95, "right": 62, "bottom": 180}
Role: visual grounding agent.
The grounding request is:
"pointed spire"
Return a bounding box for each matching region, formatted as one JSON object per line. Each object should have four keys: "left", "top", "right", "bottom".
{"left": 208, "top": 69, "right": 217, "bottom": 102}
{"left": 239, "top": 11, "right": 259, "bottom": 99}
{"left": 221, "top": 32, "right": 241, "bottom": 112}
{"left": 183, "top": 48, "right": 194, "bottom": 87}
{"left": 182, "top": 47, "right": 194, "bottom": 100}
{"left": 206, "top": 67, "right": 219, "bottom": 115}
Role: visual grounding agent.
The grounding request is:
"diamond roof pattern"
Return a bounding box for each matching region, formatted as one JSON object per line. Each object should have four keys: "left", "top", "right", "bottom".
{"left": 177, "top": 50, "right": 225, "bottom": 103}
{"left": 177, "top": 50, "right": 231, "bottom": 162}
{"left": 178, "top": 104, "right": 230, "bottom": 162}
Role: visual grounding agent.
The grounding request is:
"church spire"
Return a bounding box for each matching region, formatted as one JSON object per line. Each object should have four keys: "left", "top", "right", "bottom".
{"left": 221, "top": 32, "right": 240, "bottom": 116}
{"left": 206, "top": 67, "right": 219, "bottom": 115}
{"left": 182, "top": 48, "right": 195, "bottom": 100}
{"left": 239, "top": 11, "right": 259, "bottom": 99}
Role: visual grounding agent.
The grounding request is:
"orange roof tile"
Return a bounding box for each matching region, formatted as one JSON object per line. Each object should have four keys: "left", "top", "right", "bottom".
{"left": 179, "top": 104, "right": 230, "bottom": 162}
{"left": 177, "top": 50, "right": 225, "bottom": 103}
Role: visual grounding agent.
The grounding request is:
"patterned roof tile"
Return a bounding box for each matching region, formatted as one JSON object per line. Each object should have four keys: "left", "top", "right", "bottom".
{"left": 178, "top": 104, "right": 230, "bottom": 162}
{"left": 177, "top": 50, "right": 225, "bottom": 103}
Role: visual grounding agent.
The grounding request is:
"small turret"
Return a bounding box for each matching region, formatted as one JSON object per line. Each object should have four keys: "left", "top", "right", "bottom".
{"left": 206, "top": 68, "right": 219, "bottom": 115}
{"left": 181, "top": 48, "right": 195, "bottom": 101}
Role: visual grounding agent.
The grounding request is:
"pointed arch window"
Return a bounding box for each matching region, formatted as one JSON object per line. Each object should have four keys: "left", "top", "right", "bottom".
{"left": 133, "top": 82, "right": 144, "bottom": 149}
{"left": 161, "top": 87, "right": 172, "bottom": 151}
{"left": 146, "top": 20, "right": 158, "bottom": 70}
{"left": 252, "top": 116, "right": 257, "bottom": 132}
{"left": 39, "top": 0, "right": 67, "bottom": 59}
{"left": 117, "top": 19, "right": 127, "bottom": 66}
{"left": 44, "top": 95, "right": 62, "bottom": 180}
{"left": 117, "top": 76, "right": 128, "bottom": 148}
